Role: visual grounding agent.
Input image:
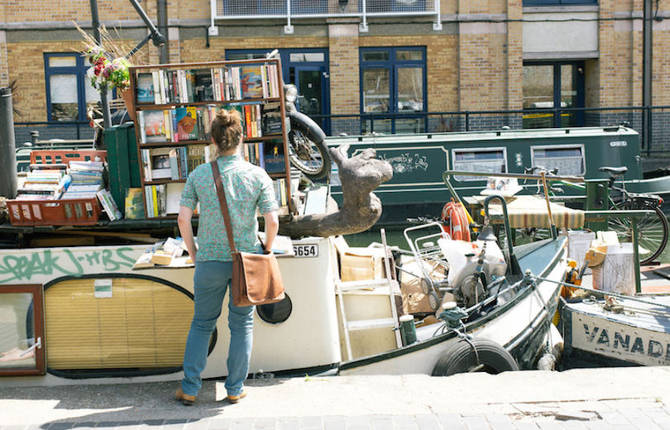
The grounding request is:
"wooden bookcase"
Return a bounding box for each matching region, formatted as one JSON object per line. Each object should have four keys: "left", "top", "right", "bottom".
{"left": 128, "top": 58, "right": 292, "bottom": 219}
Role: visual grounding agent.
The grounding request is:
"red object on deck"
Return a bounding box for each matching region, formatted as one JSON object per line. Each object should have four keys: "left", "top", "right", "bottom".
{"left": 441, "top": 200, "right": 471, "bottom": 241}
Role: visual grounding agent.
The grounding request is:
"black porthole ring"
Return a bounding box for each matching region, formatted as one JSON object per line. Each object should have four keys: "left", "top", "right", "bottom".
{"left": 256, "top": 294, "right": 292, "bottom": 324}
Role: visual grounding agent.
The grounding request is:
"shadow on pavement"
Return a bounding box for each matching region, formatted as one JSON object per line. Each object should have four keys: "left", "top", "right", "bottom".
{"left": 0, "top": 378, "right": 286, "bottom": 428}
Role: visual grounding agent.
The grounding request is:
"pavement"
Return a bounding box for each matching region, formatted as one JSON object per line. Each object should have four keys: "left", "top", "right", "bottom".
{"left": 1, "top": 367, "right": 670, "bottom": 429}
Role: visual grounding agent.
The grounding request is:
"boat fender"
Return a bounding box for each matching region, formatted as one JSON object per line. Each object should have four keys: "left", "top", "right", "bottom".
{"left": 431, "top": 337, "right": 518, "bottom": 376}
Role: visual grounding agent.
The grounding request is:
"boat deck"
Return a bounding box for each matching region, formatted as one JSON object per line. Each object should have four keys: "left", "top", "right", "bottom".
{"left": 580, "top": 263, "right": 670, "bottom": 295}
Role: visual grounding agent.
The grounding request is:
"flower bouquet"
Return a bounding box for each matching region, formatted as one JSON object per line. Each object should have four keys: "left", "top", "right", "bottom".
{"left": 75, "top": 23, "right": 136, "bottom": 119}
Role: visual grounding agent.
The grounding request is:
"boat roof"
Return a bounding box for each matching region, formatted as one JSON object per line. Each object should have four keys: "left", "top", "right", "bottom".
{"left": 326, "top": 126, "right": 638, "bottom": 145}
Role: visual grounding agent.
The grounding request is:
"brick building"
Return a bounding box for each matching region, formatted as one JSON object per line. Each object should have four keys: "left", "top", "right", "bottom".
{"left": 1, "top": 0, "right": 669, "bottom": 154}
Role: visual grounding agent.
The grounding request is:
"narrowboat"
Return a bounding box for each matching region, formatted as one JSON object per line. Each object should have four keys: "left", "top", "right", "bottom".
{"left": 0, "top": 204, "right": 569, "bottom": 386}
{"left": 327, "top": 126, "right": 670, "bottom": 225}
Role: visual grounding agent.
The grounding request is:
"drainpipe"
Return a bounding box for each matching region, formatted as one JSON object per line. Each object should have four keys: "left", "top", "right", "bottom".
{"left": 433, "top": 0, "right": 442, "bottom": 31}
{"left": 0, "top": 87, "right": 17, "bottom": 198}
{"left": 157, "top": 0, "right": 168, "bottom": 64}
{"left": 89, "top": 0, "right": 112, "bottom": 129}
{"left": 642, "top": 0, "right": 652, "bottom": 155}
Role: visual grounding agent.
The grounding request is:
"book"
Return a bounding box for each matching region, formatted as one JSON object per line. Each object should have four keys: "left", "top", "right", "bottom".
{"left": 264, "top": 140, "right": 285, "bottom": 174}
{"left": 194, "top": 69, "right": 213, "bottom": 101}
{"left": 125, "top": 188, "right": 145, "bottom": 219}
{"left": 240, "top": 65, "right": 264, "bottom": 99}
{"left": 140, "top": 110, "right": 169, "bottom": 143}
{"left": 262, "top": 102, "right": 283, "bottom": 135}
{"left": 166, "top": 182, "right": 185, "bottom": 215}
{"left": 136, "top": 73, "right": 155, "bottom": 103}
{"left": 150, "top": 150, "right": 172, "bottom": 180}
{"left": 176, "top": 106, "right": 198, "bottom": 140}
{"left": 96, "top": 189, "right": 122, "bottom": 221}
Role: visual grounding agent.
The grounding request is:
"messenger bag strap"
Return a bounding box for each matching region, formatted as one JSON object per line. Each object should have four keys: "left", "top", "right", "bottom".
{"left": 211, "top": 160, "right": 238, "bottom": 254}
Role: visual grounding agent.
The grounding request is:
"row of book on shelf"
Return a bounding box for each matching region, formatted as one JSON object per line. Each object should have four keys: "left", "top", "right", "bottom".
{"left": 141, "top": 177, "right": 290, "bottom": 218}
{"left": 15, "top": 159, "right": 122, "bottom": 221}
{"left": 140, "top": 141, "right": 286, "bottom": 182}
{"left": 136, "top": 63, "right": 280, "bottom": 105}
{"left": 137, "top": 102, "right": 282, "bottom": 144}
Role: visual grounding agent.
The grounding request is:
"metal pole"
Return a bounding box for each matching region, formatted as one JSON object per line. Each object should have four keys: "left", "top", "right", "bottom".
{"left": 632, "top": 218, "right": 641, "bottom": 293}
{"left": 89, "top": 0, "right": 112, "bottom": 129}
{"left": 643, "top": 0, "right": 652, "bottom": 155}
{"left": 157, "top": 0, "right": 168, "bottom": 64}
{"left": 0, "top": 87, "right": 17, "bottom": 198}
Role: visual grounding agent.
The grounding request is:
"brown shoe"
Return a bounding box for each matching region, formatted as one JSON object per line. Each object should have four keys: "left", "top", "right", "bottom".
{"left": 225, "top": 391, "right": 247, "bottom": 404}
{"left": 175, "top": 387, "right": 196, "bottom": 406}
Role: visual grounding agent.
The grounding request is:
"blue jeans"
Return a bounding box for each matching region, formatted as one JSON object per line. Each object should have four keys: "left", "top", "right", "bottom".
{"left": 181, "top": 261, "right": 255, "bottom": 397}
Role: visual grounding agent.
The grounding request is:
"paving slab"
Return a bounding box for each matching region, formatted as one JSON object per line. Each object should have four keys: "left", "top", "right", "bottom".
{"left": 0, "top": 367, "right": 669, "bottom": 430}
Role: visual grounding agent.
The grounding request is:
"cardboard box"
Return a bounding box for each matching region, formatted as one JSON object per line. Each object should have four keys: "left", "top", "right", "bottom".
{"left": 340, "top": 248, "right": 385, "bottom": 282}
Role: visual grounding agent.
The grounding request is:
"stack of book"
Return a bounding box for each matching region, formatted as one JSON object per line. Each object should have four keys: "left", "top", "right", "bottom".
{"left": 61, "top": 161, "right": 104, "bottom": 199}
{"left": 15, "top": 167, "right": 66, "bottom": 200}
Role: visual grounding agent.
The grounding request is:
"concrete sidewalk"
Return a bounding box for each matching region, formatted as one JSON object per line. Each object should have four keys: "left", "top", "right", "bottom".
{"left": 1, "top": 367, "right": 670, "bottom": 429}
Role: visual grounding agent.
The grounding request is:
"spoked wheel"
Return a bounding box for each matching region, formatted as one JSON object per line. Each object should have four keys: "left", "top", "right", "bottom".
{"left": 287, "top": 111, "right": 331, "bottom": 180}
{"left": 608, "top": 204, "right": 669, "bottom": 265}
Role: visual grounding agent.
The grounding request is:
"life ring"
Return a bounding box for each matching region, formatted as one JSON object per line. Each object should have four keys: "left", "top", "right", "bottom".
{"left": 431, "top": 338, "right": 518, "bottom": 376}
{"left": 441, "top": 200, "right": 471, "bottom": 241}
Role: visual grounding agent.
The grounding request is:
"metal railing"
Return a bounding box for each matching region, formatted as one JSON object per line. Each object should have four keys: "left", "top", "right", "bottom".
{"left": 14, "top": 105, "right": 670, "bottom": 156}
{"left": 317, "top": 105, "right": 670, "bottom": 156}
{"left": 211, "top": 0, "right": 442, "bottom": 33}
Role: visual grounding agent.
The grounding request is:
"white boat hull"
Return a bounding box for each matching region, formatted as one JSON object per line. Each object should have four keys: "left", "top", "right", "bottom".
{"left": 0, "top": 235, "right": 568, "bottom": 386}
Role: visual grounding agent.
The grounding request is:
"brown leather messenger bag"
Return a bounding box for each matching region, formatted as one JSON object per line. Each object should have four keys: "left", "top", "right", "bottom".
{"left": 211, "top": 161, "right": 285, "bottom": 307}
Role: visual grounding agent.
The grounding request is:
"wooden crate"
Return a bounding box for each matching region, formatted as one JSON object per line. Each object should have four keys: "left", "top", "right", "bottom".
{"left": 6, "top": 197, "right": 102, "bottom": 226}
{"left": 30, "top": 150, "right": 107, "bottom": 166}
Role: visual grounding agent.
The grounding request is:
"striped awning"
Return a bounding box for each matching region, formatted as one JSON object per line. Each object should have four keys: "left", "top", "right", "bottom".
{"left": 480, "top": 195, "right": 585, "bottom": 229}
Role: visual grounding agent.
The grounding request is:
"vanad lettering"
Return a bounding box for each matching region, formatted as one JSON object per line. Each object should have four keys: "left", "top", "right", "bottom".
{"left": 582, "top": 323, "right": 670, "bottom": 361}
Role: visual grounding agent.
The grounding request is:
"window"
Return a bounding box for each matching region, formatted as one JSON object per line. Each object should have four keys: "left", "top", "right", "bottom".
{"left": 360, "top": 47, "right": 426, "bottom": 134}
{"left": 522, "top": 61, "right": 584, "bottom": 129}
{"left": 452, "top": 148, "right": 507, "bottom": 181}
{"left": 0, "top": 285, "right": 45, "bottom": 376}
{"left": 44, "top": 53, "right": 109, "bottom": 122}
{"left": 531, "top": 145, "right": 585, "bottom": 176}
{"left": 223, "top": 0, "right": 327, "bottom": 15}
{"left": 361, "top": 0, "right": 427, "bottom": 12}
{"left": 524, "top": 0, "right": 597, "bottom": 5}
{"left": 226, "top": 48, "right": 331, "bottom": 134}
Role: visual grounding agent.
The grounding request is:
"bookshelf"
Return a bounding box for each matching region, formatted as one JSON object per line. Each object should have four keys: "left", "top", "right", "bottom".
{"left": 128, "top": 59, "right": 292, "bottom": 219}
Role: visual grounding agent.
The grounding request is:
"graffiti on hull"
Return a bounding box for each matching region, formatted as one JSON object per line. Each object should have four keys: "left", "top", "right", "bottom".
{"left": 0, "top": 247, "right": 144, "bottom": 284}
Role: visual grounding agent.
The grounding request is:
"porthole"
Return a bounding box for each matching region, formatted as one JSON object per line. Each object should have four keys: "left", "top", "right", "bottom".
{"left": 257, "top": 294, "right": 292, "bottom": 324}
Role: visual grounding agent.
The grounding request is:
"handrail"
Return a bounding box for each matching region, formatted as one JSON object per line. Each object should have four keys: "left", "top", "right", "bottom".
{"left": 443, "top": 170, "right": 585, "bottom": 183}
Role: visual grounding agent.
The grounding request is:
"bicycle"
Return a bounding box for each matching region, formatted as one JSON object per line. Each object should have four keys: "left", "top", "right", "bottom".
{"left": 523, "top": 165, "right": 669, "bottom": 265}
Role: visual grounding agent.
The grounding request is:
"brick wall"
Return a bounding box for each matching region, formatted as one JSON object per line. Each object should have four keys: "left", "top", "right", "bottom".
{"left": 0, "top": 32, "right": 8, "bottom": 87}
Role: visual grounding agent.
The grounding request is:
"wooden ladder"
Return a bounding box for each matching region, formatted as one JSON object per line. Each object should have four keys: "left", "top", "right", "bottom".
{"left": 335, "top": 229, "right": 403, "bottom": 361}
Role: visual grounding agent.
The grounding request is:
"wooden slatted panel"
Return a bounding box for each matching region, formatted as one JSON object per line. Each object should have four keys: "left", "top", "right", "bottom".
{"left": 45, "top": 278, "right": 193, "bottom": 369}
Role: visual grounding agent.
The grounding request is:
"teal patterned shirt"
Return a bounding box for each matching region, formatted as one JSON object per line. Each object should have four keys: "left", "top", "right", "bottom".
{"left": 180, "top": 154, "right": 279, "bottom": 262}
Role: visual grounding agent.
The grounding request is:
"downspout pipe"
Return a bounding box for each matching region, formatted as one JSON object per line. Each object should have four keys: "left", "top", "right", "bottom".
{"left": 157, "top": 0, "right": 168, "bottom": 64}
{"left": 0, "top": 87, "right": 17, "bottom": 198}
{"left": 643, "top": 0, "right": 652, "bottom": 155}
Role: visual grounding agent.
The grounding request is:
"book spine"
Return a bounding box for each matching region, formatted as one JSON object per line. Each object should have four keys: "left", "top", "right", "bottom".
{"left": 151, "top": 185, "right": 159, "bottom": 218}
{"left": 138, "top": 111, "right": 147, "bottom": 144}
{"left": 244, "top": 105, "right": 252, "bottom": 138}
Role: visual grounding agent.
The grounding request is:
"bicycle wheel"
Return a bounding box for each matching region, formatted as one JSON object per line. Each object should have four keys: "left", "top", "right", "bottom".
{"left": 607, "top": 203, "right": 669, "bottom": 265}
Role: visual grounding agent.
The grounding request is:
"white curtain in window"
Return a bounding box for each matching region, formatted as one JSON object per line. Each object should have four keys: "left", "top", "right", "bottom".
{"left": 49, "top": 74, "right": 78, "bottom": 103}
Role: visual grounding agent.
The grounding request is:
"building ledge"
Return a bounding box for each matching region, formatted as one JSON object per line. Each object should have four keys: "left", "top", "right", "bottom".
{"left": 524, "top": 50, "right": 599, "bottom": 60}
{"left": 523, "top": 5, "right": 598, "bottom": 14}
